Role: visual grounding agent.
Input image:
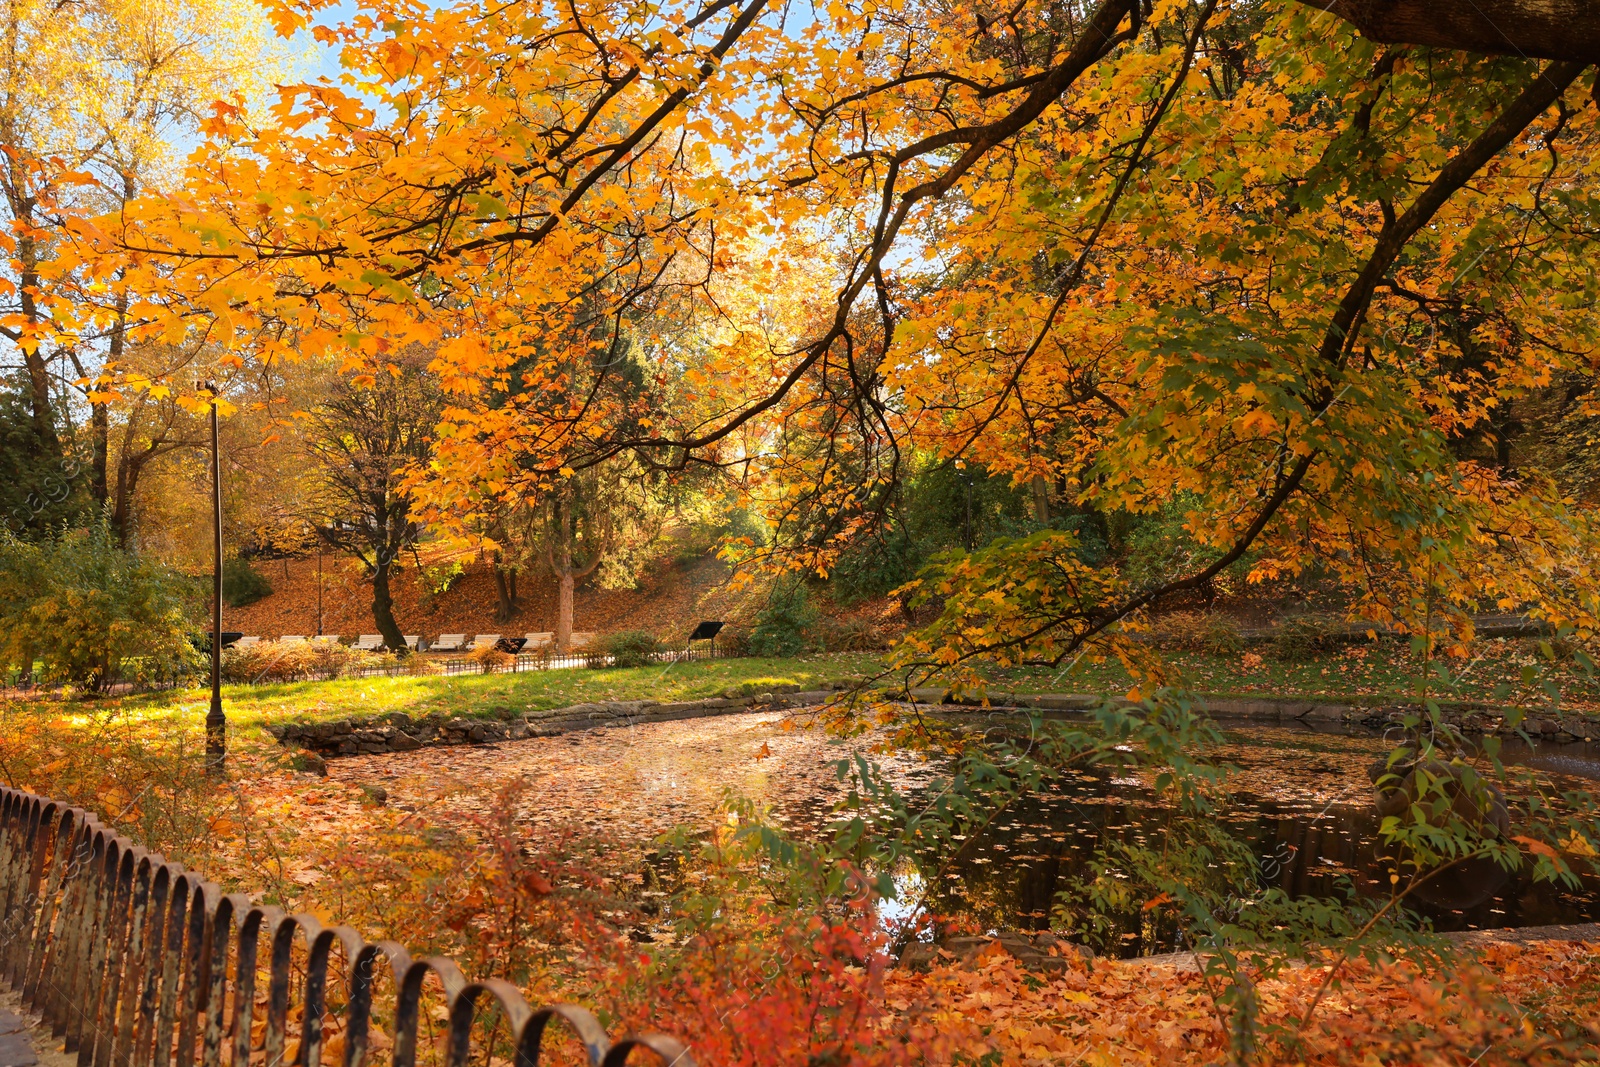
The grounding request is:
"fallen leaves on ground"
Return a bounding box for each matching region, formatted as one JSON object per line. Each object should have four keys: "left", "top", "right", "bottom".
{"left": 886, "top": 939, "right": 1600, "bottom": 1065}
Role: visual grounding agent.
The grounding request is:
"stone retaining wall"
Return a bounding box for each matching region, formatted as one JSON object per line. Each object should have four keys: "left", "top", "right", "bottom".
{"left": 265, "top": 683, "right": 1597, "bottom": 769}
{"left": 265, "top": 685, "right": 843, "bottom": 760}
{"left": 908, "top": 689, "right": 1599, "bottom": 742}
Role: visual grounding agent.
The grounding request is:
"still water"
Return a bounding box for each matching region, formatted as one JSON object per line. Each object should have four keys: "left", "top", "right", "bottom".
{"left": 887, "top": 723, "right": 1600, "bottom": 955}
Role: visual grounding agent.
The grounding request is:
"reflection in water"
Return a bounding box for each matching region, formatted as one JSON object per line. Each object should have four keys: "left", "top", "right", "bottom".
{"left": 895, "top": 725, "right": 1600, "bottom": 957}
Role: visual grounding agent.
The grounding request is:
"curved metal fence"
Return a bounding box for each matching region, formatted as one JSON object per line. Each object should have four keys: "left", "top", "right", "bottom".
{"left": 0, "top": 787, "right": 692, "bottom": 1067}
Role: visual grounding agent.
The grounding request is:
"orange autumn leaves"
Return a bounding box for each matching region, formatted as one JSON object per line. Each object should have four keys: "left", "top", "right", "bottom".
{"left": 37, "top": 0, "right": 1600, "bottom": 681}
{"left": 887, "top": 940, "right": 1600, "bottom": 1065}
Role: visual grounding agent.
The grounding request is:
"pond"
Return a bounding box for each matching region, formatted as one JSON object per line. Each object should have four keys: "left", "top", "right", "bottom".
{"left": 328, "top": 712, "right": 1600, "bottom": 956}
{"left": 777, "top": 720, "right": 1600, "bottom": 954}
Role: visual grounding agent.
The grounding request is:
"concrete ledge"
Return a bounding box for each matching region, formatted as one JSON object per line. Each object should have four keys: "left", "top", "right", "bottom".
{"left": 902, "top": 687, "right": 1596, "bottom": 741}
{"left": 266, "top": 684, "right": 856, "bottom": 762}
{"left": 268, "top": 681, "right": 1598, "bottom": 767}
{"left": 1442, "top": 922, "right": 1600, "bottom": 946}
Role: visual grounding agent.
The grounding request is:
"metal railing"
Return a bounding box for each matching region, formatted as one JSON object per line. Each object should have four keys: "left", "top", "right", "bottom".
{"left": 0, "top": 786, "right": 692, "bottom": 1067}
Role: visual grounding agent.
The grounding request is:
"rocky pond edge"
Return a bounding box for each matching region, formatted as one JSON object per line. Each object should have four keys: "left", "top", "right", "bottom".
{"left": 263, "top": 683, "right": 1597, "bottom": 772}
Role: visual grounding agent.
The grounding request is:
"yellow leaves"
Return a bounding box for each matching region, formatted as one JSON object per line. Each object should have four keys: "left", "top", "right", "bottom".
{"left": 1561, "top": 832, "right": 1598, "bottom": 859}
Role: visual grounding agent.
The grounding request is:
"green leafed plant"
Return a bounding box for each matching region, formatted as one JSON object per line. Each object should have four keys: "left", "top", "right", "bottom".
{"left": 602, "top": 629, "right": 661, "bottom": 668}
{"left": 748, "top": 582, "right": 819, "bottom": 658}
{"left": 0, "top": 522, "right": 201, "bottom": 691}
{"left": 221, "top": 555, "right": 272, "bottom": 607}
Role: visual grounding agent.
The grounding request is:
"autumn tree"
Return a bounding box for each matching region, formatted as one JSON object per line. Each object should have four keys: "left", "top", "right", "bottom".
{"left": 55, "top": 0, "right": 1600, "bottom": 670}
{"left": 305, "top": 355, "right": 440, "bottom": 650}
{"left": 873, "top": 9, "right": 1600, "bottom": 683}
{"left": 120, "top": 351, "right": 327, "bottom": 567}
{"left": 0, "top": 0, "right": 281, "bottom": 536}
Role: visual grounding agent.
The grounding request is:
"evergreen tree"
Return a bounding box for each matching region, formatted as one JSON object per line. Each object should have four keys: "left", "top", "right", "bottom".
{"left": 0, "top": 373, "right": 86, "bottom": 536}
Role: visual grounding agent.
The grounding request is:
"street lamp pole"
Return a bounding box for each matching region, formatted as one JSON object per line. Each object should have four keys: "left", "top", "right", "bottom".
{"left": 205, "top": 384, "right": 226, "bottom": 775}
{"left": 316, "top": 526, "right": 324, "bottom": 637}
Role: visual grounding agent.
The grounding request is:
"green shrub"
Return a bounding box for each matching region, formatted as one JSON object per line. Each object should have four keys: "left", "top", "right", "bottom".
{"left": 717, "top": 626, "right": 752, "bottom": 657}
{"left": 0, "top": 523, "right": 201, "bottom": 690}
{"left": 828, "top": 459, "right": 1045, "bottom": 605}
{"left": 0, "top": 374, "right": 89, "bottom": 536}
{"left": 222, "top": 556, "right": 273, "bottom": 608}
{"left": 421, "top": 559, "right": 465, "bottom": 594}
{"left": 1114, "top": 498, "right": 1249, "bottom": 598}
{"left": 603, "top": 629, "right": 661, "bottom": 668}
{"left": 748, "top": 583, "right": 819, "bottom": 657}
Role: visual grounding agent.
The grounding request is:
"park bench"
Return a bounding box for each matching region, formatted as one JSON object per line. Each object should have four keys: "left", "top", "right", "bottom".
{"left": 470, "top": 633, "right": 501, "bottom": 649}
{"left": 524, "top": 631, "right": 553, "bottom": 649}
{"left": 355, "top": 634, "right": 383, "bottom": 650}
{"left": 433, "top": 633, "right": 468, "bottom": 652}
{"left": 279, "top": 635, "right": 307, "bottom": 645}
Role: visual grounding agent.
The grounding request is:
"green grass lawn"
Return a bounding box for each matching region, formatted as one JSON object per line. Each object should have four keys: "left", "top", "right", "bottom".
{"left": 18, "top": 636, "right": 1597, "bottom": 742}
{"left": 89, "top": 652, "right": 886, "bottom": 735}
{"left": 982, "top": 636, "right": 1600, "bottom": 711}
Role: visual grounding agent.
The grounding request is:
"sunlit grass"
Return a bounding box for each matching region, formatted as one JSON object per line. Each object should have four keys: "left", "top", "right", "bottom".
{"left": 17, "top": 637, "right": 1597, "bottom": 746}
{"left": 990, "top": 636, "right": 1600, "bottom": 711}
{"left": 88, "top": 652, "right": 885, "bottom": 736}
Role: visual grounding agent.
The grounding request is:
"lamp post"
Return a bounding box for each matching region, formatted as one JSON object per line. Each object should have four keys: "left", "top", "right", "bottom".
{"left": 204, "top": 384, "right": 226, "bottom": 775}
{"left": 315, "top": 524, "right": 324, "bottom": 637}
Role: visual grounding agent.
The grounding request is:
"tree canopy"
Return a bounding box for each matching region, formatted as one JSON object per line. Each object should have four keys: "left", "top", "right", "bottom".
{"left": 14, "top": 0, "right": 1600, "bottom": 674}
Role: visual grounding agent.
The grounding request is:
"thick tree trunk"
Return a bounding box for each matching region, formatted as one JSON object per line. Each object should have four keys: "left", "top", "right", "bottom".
{"left": 90, "top": 400, "right": 108, "bottom": 506}
{"left": 372, "top": 560, "right": 407, "bottom": 651}
{"left": 111, "top": 459, "right": 139, "bottom": 547}
{"left": 1297, "top": 0, "right": 1600, "bottom": 61}
{"left": 93, "top": 289, "right": 130, "bottom": 507}
{"left": 491, "top": 555, "right": 516, "bottom": 622}
{"left": 1030, "top": 474, "right": 1051, "bottom": 525}
{"left": 546, "top": 488, "right": 600, "bottom": 650}
{"left": 110, "top": 411, "right": 148, "bottom": 547}
{"left": 15, "top": 235, "right": 55, "bottom": 446}
{"left": 556, "top": 570, "right": 575, "bottom": 650}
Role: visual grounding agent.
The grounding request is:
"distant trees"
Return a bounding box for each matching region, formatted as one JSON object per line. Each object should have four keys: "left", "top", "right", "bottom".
{"left": 305, "top": 356, "right": 440, "bottom": 650}
{"left": 0, "top": 0, "right": 281, "bottom": 538}
{"left": 445, "top": 461, "right": 672, "bottom": 645}
{"left": 540, "top": 463, "right": 669, "bottom": 649}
